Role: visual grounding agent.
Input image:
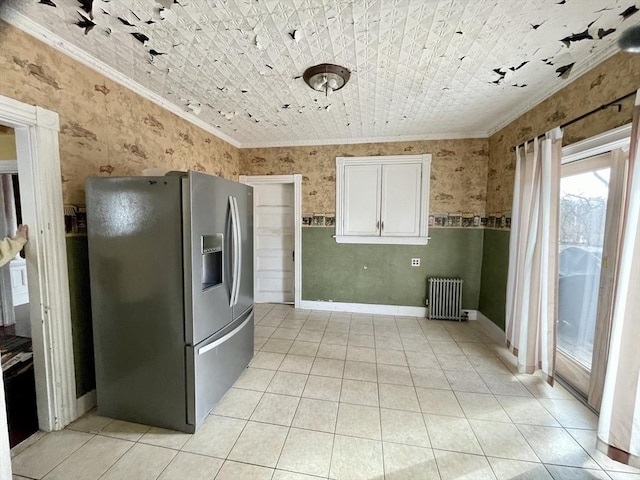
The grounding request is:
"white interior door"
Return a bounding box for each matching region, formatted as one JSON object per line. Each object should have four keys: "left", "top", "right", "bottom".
{"left": 254, "top": 183, "right": 295, "bottom": 303}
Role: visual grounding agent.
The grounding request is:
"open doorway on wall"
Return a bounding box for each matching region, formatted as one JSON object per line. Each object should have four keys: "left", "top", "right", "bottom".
{"left": 0, "top": 125, "right": 38, "bottom": 447}
{"left": 239, "top": 175, "right": 302, "bottom": 308}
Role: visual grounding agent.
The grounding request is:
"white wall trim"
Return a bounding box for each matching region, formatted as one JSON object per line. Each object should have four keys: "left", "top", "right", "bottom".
{"left": 300, "top": 300, "right": 485, "bottom": 320}
{"left": 0, "top": 94, "right": 77, "bottom": 480}
{"left": 76, "top": 390, "right": 97, "bottom": 418}
{"left": 476, "top": 311, "right": 506, "bottom": 344}
{"left": 240, "top": 130, "right": 489, "bottom": 148}
{"left": 0, "top": 7, "right": 241, "bottom": 149}
{"left": 561, "top": 123, "right": 633, "bottom": 164}
{"left": 239, "top": 174, "right": 302, "bottom": 308}
{"left": 300, "top": 300, "right": 428, "bottom": 317}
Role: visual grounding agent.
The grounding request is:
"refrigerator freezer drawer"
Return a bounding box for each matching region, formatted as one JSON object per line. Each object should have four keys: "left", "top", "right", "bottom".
{"left": 186, "top": 309, "right": 254, "bottom": 428}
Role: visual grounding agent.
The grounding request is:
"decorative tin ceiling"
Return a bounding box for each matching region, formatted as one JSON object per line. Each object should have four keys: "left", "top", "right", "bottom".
{"left": 1, "top": 0, "right": 638, "bottom": 147}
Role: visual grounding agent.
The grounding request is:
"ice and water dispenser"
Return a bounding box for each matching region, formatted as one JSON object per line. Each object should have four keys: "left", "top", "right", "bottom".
{"left": 201, "top": 234, "right": 223, "bottom": 290}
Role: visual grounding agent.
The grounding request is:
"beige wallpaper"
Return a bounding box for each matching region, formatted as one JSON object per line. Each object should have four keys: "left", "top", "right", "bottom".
{"left": 0, "top": 129, "right": 16, "bottom": 160}
{"left": 240, "top": 139, "right": 489, "bottom": 215}
{"left": 0, "top": 21, "right": 240, "bottom": 205}
{"left": 488, "top": 52, "right": 640, "bottom": 213}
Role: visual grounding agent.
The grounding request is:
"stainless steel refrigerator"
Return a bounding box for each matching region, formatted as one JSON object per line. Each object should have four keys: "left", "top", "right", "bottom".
{"left": 86, "top": 171, "right": 253, "bottom": 433}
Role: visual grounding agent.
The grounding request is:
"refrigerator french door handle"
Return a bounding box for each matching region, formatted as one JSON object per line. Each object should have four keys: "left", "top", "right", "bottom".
{"left": 228, "top": 196, "right": 238, "bottom": 307}
{"left": 198, "top": 313, "right": 252, "bottom": 355}
{"left": 232, "top": 196, "right": 242, "bottom": 307}
{"left": 230, "top": 196, "right": 241, "bottom": 306}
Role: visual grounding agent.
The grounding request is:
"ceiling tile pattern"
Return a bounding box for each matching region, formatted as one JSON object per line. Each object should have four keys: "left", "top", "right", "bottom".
{"left": 1, "top": 0, "right": 638, "bottom": 146}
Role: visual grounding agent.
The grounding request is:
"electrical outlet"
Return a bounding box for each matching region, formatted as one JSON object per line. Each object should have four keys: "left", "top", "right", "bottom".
{"left": 411, "top": 258, "right": 420, "bottom": 267}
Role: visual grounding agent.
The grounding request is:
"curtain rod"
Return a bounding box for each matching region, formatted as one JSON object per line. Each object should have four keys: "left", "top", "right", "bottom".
{"left": 511, "top": 90, "right": 638, "bottom": 152}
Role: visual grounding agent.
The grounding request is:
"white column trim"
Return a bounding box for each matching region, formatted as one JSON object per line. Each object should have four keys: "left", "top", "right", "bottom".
{"left": 0, "top": 93, "right": 77, "bottom": 480}
{"left": 239, "top": 174, "right": 303, "bottom": 308}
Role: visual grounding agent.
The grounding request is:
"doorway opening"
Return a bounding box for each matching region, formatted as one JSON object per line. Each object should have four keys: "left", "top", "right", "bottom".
{"left": 556, "top": 125, "right": 630, "bottom": 411}
{"left": 239, "top": 175, "right": 302, "bottom": 307}
{"left": 0, "top": 129, "right": 38, "bottom": 447}
{"left": 0, "top": 93, "right": 77, "bottom": 480}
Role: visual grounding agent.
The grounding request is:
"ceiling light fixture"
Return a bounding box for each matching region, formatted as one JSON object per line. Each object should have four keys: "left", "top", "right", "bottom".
{"left": 618, "top": 24, "right": 640, "bottom": 53}
{"left": 303, "top": 63, "right": 351, "bottom": 96}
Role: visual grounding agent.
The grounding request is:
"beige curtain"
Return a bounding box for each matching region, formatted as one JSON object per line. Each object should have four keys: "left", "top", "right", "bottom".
{"left": 597, "top": 90, "right": 640, "bottom": 467}
{"left": 505, "top": 127, "right": 563, "bottom": 381}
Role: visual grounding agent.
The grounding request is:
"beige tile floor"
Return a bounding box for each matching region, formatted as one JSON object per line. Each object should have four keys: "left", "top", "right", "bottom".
{"left": 10, "top": 303, "right": 640, "bottom": 480}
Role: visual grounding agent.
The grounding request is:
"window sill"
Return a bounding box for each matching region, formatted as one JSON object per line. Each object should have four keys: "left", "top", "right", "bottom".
{"left": 334, "top": 235, "right": 429, "bottom": 245}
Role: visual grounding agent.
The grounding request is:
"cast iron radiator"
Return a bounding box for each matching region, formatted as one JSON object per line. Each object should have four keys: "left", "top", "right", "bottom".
{"left": 428, "top": 278, "right": 464, "bottom": 321}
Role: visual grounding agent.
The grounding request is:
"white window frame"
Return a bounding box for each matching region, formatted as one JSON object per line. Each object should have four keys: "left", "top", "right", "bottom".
{"left": 335, "top": 154, "right": 431, "bottom": 245}
{"left": 557, "top": 122, "right": 631, "bottom": 411}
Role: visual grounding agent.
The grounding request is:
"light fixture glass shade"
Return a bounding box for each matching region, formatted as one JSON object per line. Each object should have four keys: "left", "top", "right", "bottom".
{"left": 312, "top": 76, "right": 326, "bottom": 91}
{"left": 303, "top": 64, "right": 351, "bottom": 94}
{"left": 618, "top": 24, "right": 640, "bottom": 53}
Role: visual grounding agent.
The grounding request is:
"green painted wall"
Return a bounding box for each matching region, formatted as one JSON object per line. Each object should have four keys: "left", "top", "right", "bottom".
{"left": 302, "top": 228, "right": 484, "bottom": 309}
{"left": 66, "top": 236, "right": 95, "bottom": 398}
{"left": 478, "top": 229, "right": 510, "bottom": 330}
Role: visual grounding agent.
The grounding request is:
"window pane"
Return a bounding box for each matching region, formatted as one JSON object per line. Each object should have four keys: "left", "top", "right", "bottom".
{"left": 557, "top": 168, "right": 610, "bottom": 369}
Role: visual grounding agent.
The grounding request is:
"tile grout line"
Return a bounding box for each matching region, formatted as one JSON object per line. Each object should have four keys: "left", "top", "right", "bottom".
{"left": 17, "top": 305, "right": 631, "bottom": 480}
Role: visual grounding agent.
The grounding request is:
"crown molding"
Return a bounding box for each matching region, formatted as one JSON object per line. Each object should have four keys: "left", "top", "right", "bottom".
{"left": 239, "top": 130, "right": 490, "bottom": 149}
{"left": 486, "top": 42, "right": 622, "bottom": 137}
{"left": 0, "top": 8, "right": 242, "bottom": 149}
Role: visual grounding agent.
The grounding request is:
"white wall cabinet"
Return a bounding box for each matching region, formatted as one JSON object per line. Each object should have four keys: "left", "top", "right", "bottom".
{"left": 336, "top": 154, "right": 431, "bottom": 245}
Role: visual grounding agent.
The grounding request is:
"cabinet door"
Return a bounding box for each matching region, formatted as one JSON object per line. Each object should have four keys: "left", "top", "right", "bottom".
{"left": 380, "top": 163, "right": 422, "bottom": 236}
{"left": 343, "top": 164, "right": 381, "bottom": 236}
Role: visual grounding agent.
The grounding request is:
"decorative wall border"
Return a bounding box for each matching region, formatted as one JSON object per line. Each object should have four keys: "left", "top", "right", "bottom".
{"left": 301, "top": 212, "right": 512, "bottom": 230}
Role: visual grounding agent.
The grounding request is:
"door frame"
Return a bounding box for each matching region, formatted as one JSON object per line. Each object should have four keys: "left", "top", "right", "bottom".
{"left": 559, "top": 123, "right": 631, "bottom": 410}
{"left": 0, "top": 94, "right": 76, "bottom": 475}
{"left": 239, "top": 174, "right": 302, "bottom": 308}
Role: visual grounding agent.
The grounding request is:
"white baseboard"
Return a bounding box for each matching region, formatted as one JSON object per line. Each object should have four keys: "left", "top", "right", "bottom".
{"left": 300, "top": 300, "right": 481, "bottom": 320}
{"left": 300, "top": 300, "right": 427, "bottom": 317}
{"left": 76, "top": 390, "right": 97, "bottom": 418}
{"left": 476, "top": 311, "right": 506, "bottom": 343}
{"left": 462, "top": 310, "right": 478, "bottom": 320}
